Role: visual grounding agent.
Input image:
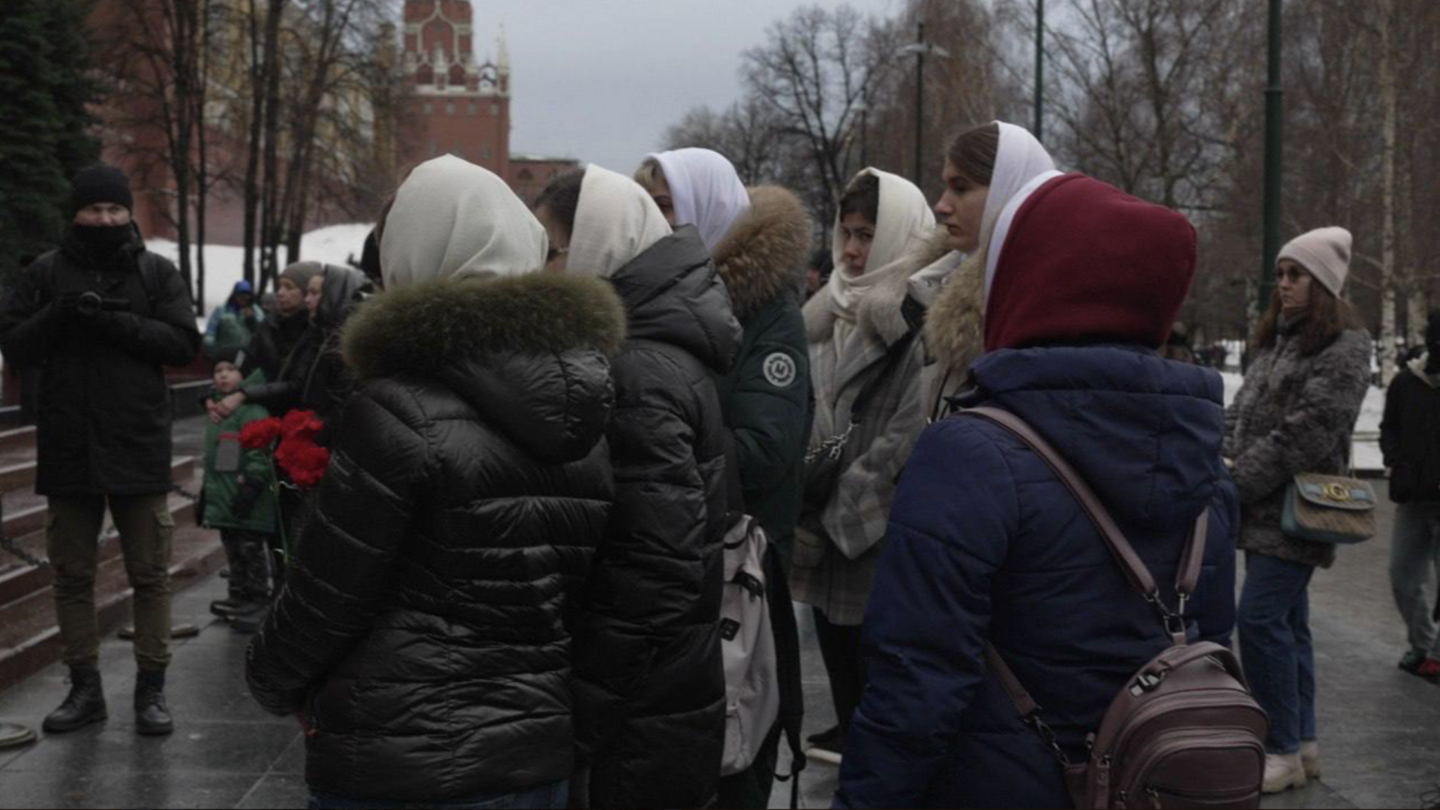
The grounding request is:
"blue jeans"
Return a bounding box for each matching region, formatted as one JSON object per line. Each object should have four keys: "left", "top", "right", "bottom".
{"left": 309, "top": 780, "right": 568, "bottom": 810}
{"left": 1238, "top": 553, "right": 1316, "bottom": 754}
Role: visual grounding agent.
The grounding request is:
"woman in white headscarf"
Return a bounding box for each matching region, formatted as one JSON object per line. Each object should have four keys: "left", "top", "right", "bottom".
{"left": 920, "top": 121, "right": 1059, "bottom": 414}
{"left": 793, "top": 168, "right": 935, "bottom": 764}
{"left": 246, "top": 155, "right": 627, "bottom": 810}
{"left": 635, "top": 148, "right": 815, "bottom": 808}
{"left": 534, "top": 165, "right": 742, "bottom": 810}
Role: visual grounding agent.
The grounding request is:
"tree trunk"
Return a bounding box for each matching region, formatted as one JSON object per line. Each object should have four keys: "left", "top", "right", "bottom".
{"left": 170, "top": 0, "right": 195, "bottom": 305}
{"left": 1379, "top": 0, "right": 1399, "bottom": 384}
{"left": 241, "top": 0, "right": 264, "bottom": 289}
{"left": 193, "top": 0, "right": 214, "bottom": 317}
{"left": 259, "top": 0, "right": 285, "bottom": 294}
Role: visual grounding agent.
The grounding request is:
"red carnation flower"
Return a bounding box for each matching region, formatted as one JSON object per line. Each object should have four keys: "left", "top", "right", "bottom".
{"left": 283, "top": 444, "right": 331, "bottom": 489}
{"left": 280, "top": 409, "right": 323, "bottom": 444}
{"left": 239, "top": 417, "right": 283, "bottom": 450}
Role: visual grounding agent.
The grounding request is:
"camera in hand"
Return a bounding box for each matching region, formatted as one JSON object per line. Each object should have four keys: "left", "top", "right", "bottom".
{"left": 74, "top": 291, "right": 131, "bottom": 317}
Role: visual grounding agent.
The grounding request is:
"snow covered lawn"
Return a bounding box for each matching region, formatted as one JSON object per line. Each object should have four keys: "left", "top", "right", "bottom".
{"left": 147, "top": 223, "right": 374, "bottom": 316}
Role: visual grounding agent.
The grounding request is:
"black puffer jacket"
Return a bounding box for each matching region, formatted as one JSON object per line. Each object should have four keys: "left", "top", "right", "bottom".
{"left": 241, "top": 265, "right": 366, "bottom": 421}
{"left": 0, "top": 225, "right": 200, "bottom": 496}
{"left": 572, "top": 226, "right": 742, "bottom": 809}
{"left": 245, "top": 272, "right": 627, "bottom": 802}
{"left": 1380, "top": 355, "right": 1440, "bottom": 503}
{"left": 247, "top": 306, "right": 308, "bottom": 382}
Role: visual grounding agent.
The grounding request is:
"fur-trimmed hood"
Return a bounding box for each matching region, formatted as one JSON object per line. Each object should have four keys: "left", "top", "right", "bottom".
{"left": 341, "top": 272, "right": 627, "bottom": 461}
{"left": 923, "top": 249, "right": 987, "bottom": 388}
{"left": 711, "top": 185, "right": 812, "bottom": 321}
{"left": 802, "top": 224, "right": 951, "bottom": 348}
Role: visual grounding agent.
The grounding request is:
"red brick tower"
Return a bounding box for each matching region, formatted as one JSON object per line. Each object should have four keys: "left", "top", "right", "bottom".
{"left": 397, "top": 0, "right": 511, "bottom": 179}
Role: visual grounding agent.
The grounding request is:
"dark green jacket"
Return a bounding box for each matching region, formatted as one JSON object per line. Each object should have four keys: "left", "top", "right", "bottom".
{"left": 202, "top": 390, "right": 278, "bottom": 534}
{"left": 709, "top": 186, "right": 814, "bottom": 560}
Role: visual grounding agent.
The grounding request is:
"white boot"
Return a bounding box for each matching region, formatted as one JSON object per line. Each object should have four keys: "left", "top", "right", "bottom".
{"left": 1262, "top": 752, "right": 1308, "bottom": 794}
{"left": 1300, "top": 740, "right": 1321, "bottom": 780}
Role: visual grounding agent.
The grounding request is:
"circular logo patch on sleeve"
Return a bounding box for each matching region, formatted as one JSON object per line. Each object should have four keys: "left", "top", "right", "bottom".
{"left": 762, "top": 352, "right": 797, "bottom": 388}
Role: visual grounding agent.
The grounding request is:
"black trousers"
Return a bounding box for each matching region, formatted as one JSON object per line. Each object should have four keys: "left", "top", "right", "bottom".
{"left": 813, "top": 607, "right": 866, "bottom": 735}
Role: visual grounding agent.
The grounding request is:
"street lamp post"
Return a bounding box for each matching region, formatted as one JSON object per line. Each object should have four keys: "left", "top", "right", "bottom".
{"left": 901, "top": 22, "right": 950, "bottom": 186}
{"left": 914, "top": 21, "right": 926, "bottom": 184}
{"left": 1260, "top": 0, "right": 1284, "bottom": 314}
{"left": 855, "top": 98, "right": 870, "bottom": 169}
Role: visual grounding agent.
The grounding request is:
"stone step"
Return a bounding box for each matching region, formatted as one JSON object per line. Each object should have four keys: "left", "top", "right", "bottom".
{"left": 0, "top": 427, "right": 36, "bottom": 457}
{"left": 0, "top": 460, "right": 203, "bottom": 608}
{"left": 0, "top": 522, "right": 225, "bottom": 692}
{"left": 0, "top": 456, "right": 197, "bottom": 543}
{"left": 0, "top": 455, "right": 197, "bottom": 499}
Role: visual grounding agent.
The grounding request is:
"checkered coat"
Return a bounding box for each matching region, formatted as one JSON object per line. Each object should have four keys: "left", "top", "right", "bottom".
{"left": 793, "top": 264, "right": 928, "bottom": 626}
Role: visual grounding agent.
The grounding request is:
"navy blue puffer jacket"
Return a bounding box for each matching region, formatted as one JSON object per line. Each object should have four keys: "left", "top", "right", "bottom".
{"left": 835, "top": 345, "right": 1239, "bottom": 809}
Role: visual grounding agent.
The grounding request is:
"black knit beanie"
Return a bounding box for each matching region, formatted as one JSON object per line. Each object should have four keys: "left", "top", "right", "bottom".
{"left": 70, "top": 165, "right": 134, "bottom": 217}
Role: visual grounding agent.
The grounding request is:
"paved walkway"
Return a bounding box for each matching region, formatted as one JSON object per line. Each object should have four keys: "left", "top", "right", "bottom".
{"left": 0, "top": 483, "right": 1436, "bottom": 809}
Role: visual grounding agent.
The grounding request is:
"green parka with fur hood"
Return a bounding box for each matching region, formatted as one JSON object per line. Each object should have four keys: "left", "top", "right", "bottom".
{"left": 245, "top": 272, "right": 626, "bottom": 803}
{"left": 711, "top": 186, "right": 814, "bottom": 558}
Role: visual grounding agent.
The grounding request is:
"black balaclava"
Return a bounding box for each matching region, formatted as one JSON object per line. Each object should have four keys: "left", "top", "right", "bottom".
{"left": 1425, "top": 311, "right": 1440, "bottom": 374}
{"left": 70, "top": 165, "right": 136, "bottom": 258}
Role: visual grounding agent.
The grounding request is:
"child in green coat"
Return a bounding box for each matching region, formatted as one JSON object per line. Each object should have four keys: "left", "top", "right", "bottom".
{"left": 202, "top": 350, "right": 279, "bottom": 630}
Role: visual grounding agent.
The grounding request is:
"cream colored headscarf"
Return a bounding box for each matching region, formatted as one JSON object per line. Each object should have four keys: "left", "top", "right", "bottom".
{"left": 826, "top": 169, "right": 934, "bottom": 352}
{"left": 380, "top": 155, "right": 548, "bottom": 289}
{"left": 568, "top": 165, "right": 672, "bottom": 279}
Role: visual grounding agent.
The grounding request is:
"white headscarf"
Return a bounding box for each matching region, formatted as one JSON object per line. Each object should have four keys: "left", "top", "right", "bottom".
{"left": 980, "top": 122, "right": 1062, "bottom": 303}
{"left": 827, "top": 168, "right": 935, "bottom": 323}
{"left": 568, "top": 165, "right": 673, "bottom": 279}
{"left": 380, "top": 155, "right": 548, "bottom": 289}
{"left": 647, "top": 148, "right": 751, "bottom": 252}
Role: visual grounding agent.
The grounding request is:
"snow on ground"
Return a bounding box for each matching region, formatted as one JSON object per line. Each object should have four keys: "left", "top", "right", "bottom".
{"left": 147, "top": 223, "right": 373, "bottom": 316}
{"left": 1222, "top": 372, "right": 1385, "bottom": 471}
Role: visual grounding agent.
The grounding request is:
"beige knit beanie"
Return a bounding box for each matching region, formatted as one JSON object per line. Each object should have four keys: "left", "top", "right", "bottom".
{"left": 1278, "top": 226, "right": 1351, "bottom": 297}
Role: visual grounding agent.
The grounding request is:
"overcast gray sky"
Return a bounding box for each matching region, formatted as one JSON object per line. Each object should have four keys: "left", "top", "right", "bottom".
{"left": 466, "top": 0, "right": 903, "bottom": 172}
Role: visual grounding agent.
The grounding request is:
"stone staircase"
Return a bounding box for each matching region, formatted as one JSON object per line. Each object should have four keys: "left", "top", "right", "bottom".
{"left": 0, "top": 423, "right": 225, "bottom": 691}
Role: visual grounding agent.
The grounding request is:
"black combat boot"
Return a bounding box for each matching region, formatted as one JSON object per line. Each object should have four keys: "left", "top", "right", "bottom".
{"left": 42, "top": 665, "right": 107, "bottom": 733}
{"left": 134, "top": 669, "right": 174, "bottom": 736}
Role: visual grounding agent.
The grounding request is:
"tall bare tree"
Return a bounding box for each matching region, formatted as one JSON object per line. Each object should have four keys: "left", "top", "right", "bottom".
{"left": 103, "top": 0, "right": 209, "bottom": 308}
{"left": 742, "top": 5, "right": 902, "bottom": 226}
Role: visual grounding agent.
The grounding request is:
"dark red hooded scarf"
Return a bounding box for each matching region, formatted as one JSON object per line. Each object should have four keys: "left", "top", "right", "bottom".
{"left": 983, "top": 174, "right": 1197, "bottom": 352}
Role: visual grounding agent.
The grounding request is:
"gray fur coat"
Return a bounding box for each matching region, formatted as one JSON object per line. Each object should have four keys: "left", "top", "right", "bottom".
{"left": 1224, "top": 321, "right": 1371, "bottom": 568}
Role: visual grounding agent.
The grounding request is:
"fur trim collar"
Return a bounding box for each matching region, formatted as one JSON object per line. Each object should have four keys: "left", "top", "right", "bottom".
{"left": 712, "top": 186, "right": 812, "bottom": 321}
{"left": 341, "top": 272, "right": 627, "bottom": 380}
{"left": 924, "top": 250, "right": 987, "bottom": 384}
{"left": 803, "top": 224, "right": 952, "bottom": 347}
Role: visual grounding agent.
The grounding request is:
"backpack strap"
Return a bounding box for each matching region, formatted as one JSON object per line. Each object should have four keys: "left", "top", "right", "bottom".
{"left": 962, "top": 407, "right": 1207, "bottom": 640}
{"left": 960, "top": 406, "right": 1211, "bottom": 766}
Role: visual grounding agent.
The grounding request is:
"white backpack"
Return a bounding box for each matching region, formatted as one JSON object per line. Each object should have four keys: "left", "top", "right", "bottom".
{"left": 719, "top": 514, "right": 780, "bottom": 776}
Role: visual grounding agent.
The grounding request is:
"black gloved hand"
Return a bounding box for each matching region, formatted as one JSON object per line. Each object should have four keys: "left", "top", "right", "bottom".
{"left": 55, "top": 292, "right": 85, "bottom": 319}
{"left": 233, "top": 478, "right": 265, "bottom": 519}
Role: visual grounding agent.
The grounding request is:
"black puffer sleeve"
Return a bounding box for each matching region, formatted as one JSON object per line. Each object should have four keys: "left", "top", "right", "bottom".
{"left": 0, "top": 257, "right": 63, "bottom": 368}
{"left": 245, "top": 379, "right": 431, "bottom": 715}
